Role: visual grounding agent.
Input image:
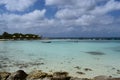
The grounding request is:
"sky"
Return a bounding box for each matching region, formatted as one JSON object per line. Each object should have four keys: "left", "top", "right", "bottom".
{"left": 0, "top": 0, "right": 120, "bottom": 37}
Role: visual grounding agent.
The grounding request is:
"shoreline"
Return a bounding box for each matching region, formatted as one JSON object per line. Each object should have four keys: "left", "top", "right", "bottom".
{"left": 0, "top": 70, "right": 120, "bottom": 80}
{"left": 1, "top": 39, "right": 120, "bottom": 41}
{"left": 1, "top": 57, "right": 120, "bottom": 79}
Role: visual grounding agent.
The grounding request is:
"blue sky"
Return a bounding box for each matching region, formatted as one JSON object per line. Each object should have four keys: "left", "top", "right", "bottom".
{"left": 0, "top": 0, "right": 120, "bottom": 37}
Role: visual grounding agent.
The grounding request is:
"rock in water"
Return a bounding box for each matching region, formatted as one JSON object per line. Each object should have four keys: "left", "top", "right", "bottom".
{"left": 109, "top": 78, "right": 120, "bottom": 80}
{"left": 53, "top": 72, "right": 68, "bottom": 78}
{"left": 27, "top": 70, "right": 48, "bottom": 79}
{"left": 70, "top": 77, "right": 90, "bottom": 80}
{"left": 0, "top": 72, "right": 11, "bottom": 80}
{"left": 0, "top": 75, "right": 1, "bottom": 80}
{"left": 7, "top": 70, "right": 27, "bottom": 80}
{"left": 93, "top": 75, "right": 110, "bottom": 80}
{"left": 52, "top": 72, "right": 70, "bottom": 80}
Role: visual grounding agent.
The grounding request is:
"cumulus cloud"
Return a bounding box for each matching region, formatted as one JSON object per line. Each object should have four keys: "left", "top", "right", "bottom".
{"left": 0, "top": 0, "right": 120, "bottom": 36}
{"left": 44, "top": 0, "right": 120, "bottom": 36}
{"left": 55, "top": 8, "right": 86, "bottom": 20}
{"left": 45, "top": 0, "right": 69, "bottom": 5}
{"left": 0, "top": 0, "right": 36, "bottom": 11}
{"left": 91, "top": 0, "right": 120, "bottom": 15}
{"left": 54, "top": 0, "right": 118, "bottom": 25}
{"left": 46, "top": 0, "right": 96, "bottom": 9}
{"left": 0, "top": 9, "right": 46, "bottom": 29}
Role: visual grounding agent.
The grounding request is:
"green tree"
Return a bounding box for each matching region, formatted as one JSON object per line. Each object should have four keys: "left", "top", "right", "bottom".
{"left": 2, "top": 32, "right": 12, "bottom": 39}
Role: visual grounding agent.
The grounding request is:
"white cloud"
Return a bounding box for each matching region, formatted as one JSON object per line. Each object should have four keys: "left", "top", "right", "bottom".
{"left": 54, "top": 0, "right": 96, "bottom": 20}
{"left": 54, "top": 0, "right": 120, "bottom": 26}
{"left": 0, "top": 9, "right": 46, "bottom": 28}
{"left": 0, "top": 0, "right": 36, "bottom": 11}
{"left": 45, "top": 0, "right": 69, "bottom": 5}
{"left": 46, "top": 0, "right": 96, "bottom": 9}
{"left": 91, "top": 0, "right": 120, "bottom": 15}
{"left": 22, "top": 9, "right": 46, "bottom": 21}
{"left": 76, "top": 15, "right": 95, "bottom": 26}
{"left": 76, "top": 14, "right": 114, "bottom": 26}
{"left": 0, "top": 0, "right": 120, "bottom": 36}
{"left": 55, "top": 8, "right": 86, "bottom": 20}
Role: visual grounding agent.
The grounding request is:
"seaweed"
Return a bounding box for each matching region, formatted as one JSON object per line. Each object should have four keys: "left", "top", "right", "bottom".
{"left": 76, "top": 72, "right": 85, "bottom": 75}
{"left": 86, "top": 51, "right": 105, "bottom": 55}
{"left": 74, "top": 66, "right": 81, "bottom": 70}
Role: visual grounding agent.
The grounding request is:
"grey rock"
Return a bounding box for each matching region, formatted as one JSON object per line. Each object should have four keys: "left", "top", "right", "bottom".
{"left": 7, "top": 70, "right": 27, "bottom": 80}
{"left": 0, "top": 75, "right": 1, "bottom": 80}
{"left": 53, "top": 72, "right": 68, "bottom": 78}
{"left": 52, "top": 72, "right": 70, "bottom": 80}
{"left": 109, "top": 78, "right": 120, "bottom": 80}
{"left": 26, "top": 77, "right": 52, "bottom": 80}
{"left": 27, "top": 70, "right": 48, "bottom": 80}
{"left": 93, "top": 75, "right": 110, "bottom": 80}
{"left": 70, "top": 77, "right": 90, "bottom": 80}
{"left": 0, "top": 72, "right": 10, "bottom": 80}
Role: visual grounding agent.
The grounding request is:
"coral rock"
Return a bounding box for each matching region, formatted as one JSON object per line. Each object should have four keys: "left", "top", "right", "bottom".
{"left": 52, "top": 72, "right": 70, "bottom": 80}
{"left": 7, "top": 70, "right": 27, "bottom": 80}
{"left": 0, "top": 72, "right": 11, "bottom": 80}
{"left": 27, "top": 70, "right": 48, "bottom": 79}
{"left": 70, "top": 77, "right": 90, "bottom": 80}
{"left": 93, "top": 75, "right": 110, "bottom": 80}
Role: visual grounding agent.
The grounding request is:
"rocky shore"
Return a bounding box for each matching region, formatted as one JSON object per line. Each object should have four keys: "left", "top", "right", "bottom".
{"left": 0, "top": 70, "right": 120, "bottom": 80}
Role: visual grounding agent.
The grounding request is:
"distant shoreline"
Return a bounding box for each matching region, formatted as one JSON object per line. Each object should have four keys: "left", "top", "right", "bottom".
{"left": 46, "top": 37, "right": 120, "bottom": 40}
{"left": 1, "top": 38, "right": 120, "bottom": 41}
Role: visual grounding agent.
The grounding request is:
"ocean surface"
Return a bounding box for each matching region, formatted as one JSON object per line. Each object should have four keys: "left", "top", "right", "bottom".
{"left": 0, "top": 39, "right": 120, "bottom": 78}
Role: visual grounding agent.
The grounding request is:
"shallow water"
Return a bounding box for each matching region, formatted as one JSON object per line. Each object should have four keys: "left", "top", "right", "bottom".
{"left": 0, "top": 40, "right": 120, "bottom": 78}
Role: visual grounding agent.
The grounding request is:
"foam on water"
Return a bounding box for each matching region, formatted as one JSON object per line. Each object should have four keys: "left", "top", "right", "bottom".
{"left": 0, "top": 40, "right": 120, "bottom": 78}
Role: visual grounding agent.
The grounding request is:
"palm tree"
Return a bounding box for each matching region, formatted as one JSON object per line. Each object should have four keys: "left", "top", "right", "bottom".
{"left": 2, "top": 32, "right": 12, "bottom": 39}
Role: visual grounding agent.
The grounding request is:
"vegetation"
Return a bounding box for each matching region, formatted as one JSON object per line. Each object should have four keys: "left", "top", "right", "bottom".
{"left": 0, "top": 32, "right": 42, "bottom": 40}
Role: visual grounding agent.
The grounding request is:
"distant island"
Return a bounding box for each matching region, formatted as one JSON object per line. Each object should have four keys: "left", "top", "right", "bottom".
{"left": 48, "top": 37, "right": 120, "bottom": 40}
{"left": 1, "top": 32, "right": 120, "bottom": 41}
{"left": 0, "top": 32, "right": 42, "bottom": 40}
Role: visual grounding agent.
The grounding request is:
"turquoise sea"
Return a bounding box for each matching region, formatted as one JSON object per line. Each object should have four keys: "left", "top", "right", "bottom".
{"left": 0, "top": 40, "right": 120, "bottom": 78}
